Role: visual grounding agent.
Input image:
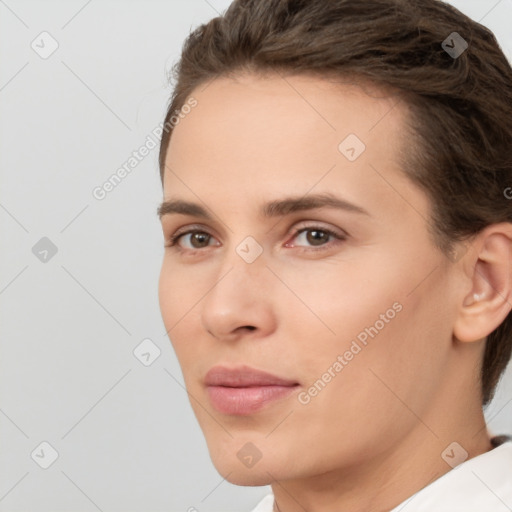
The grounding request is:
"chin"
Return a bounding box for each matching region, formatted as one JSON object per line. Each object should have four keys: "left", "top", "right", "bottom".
{"left": 205, "top": 441, "right": 284, "bottom": 486}
{"left": 216, "top": 465, "right": 276, "bottom": 487}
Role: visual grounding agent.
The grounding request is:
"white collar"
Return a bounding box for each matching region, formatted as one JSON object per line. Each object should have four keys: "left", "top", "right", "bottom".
{"left": 251, "top": 439, "right": 512, "bottom": 512}
{"left": 390, "top": 440, "right": 512, "bottom": 511}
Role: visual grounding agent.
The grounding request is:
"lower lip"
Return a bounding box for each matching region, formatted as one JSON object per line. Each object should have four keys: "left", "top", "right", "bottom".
{"left": 206, "top": 385, "right": 299, "bottom": 415}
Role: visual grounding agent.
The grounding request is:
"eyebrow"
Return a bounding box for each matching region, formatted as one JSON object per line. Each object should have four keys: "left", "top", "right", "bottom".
{"left": 157, "top": 193, "right": 371, "bottom": 220}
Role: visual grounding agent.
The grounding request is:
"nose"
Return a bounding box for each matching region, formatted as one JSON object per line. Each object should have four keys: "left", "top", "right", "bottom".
{"left": 200, "top": 251, "right": 277, "bottom": 342}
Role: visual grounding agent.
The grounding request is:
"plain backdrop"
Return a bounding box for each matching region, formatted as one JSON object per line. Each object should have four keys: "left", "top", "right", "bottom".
{"left": 1, "top": 1, "right": 511, "bottom": 511}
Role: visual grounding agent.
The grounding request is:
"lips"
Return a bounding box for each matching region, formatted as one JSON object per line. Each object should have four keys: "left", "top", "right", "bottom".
{"left": 204, "top": 365, "right": 300, "bottom": 415}
{"left": 204, "top": 365, "right": 299, "bottom": 387}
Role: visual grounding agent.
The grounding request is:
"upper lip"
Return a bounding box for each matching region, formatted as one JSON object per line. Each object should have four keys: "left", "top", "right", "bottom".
{"left": 204, "top": 365, "right": 299, "bottom": 387}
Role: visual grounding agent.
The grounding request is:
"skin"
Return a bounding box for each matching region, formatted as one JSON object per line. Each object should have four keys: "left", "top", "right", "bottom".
{"left": 158, "top": 72, "right": 512, "bottom": 512}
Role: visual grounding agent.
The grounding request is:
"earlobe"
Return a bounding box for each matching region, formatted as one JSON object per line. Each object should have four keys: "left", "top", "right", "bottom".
{"left": 453, "top": 223, "right": 512, "bottom": 344}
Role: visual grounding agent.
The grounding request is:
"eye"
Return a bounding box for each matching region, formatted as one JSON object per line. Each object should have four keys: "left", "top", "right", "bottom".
{"left": 164, "top": 224, "right": 346, "bottom": 253}
{"left": 286, "top": 226, "right": 346, "bottom": 250}
{"left": 166, "top": 229, "right": 219, "bottom": 250}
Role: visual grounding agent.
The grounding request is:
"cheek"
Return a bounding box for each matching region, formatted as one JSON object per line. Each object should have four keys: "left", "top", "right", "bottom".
{"left": 158, "top": 259, "right": 217, "bottom": 376}
{"left": 274, "top": 295, "right": 433, "bottom": 470}
{"left": 279, "top": 249, "right": 445, "bottom": 405}
{"left": 158, "top": 260, "right": 178, "bottom": 328}
{"left": 272, "top": 254, "right": 403, "bottom": 348}
{"left": 158, "top": 258, "right": 204, "bottom": 327}
{"left": 158, "top": 260, "right": 197, "bottom": 353}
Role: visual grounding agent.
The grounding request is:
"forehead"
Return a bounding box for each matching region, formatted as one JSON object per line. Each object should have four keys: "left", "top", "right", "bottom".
{"left": 172, "top": 72, "right": 403, "bottom": 139}
{"left": 162, "top": 72, "right": 427, "bottom": 223}
{"left": 166, "top": 72, "right": 404, "bottom": 167}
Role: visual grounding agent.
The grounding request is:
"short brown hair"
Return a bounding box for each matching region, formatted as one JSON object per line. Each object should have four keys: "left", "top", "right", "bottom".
{"left": 158, "top": 0, "right": 512, "bottom": 406}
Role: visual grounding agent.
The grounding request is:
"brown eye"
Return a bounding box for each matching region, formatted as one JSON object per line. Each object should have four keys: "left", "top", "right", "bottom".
{"left": 305, "top": 229, "right": 330, "bottom": 246}
{"left": 293, "top": 228, "right": 336, "bottom": 247}
{"left": 166, "top": 229, "right": 219, "bottom": 250}
{"left": 188, "top": 232, "right": 211, "bottom": 248}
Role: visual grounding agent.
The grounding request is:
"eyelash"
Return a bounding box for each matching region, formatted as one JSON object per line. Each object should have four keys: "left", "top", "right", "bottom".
{"left": 164, "top": 224, "right": 347, "bottom": 253}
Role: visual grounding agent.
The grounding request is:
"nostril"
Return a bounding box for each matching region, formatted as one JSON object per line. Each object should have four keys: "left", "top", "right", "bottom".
{"left": 244, "top": 325, "right": 256, "bottom": 331}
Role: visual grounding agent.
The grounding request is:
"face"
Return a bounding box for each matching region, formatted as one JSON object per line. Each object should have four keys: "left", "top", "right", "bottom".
{"left": 158, "top": 73, "right": 460, "bottom": 485}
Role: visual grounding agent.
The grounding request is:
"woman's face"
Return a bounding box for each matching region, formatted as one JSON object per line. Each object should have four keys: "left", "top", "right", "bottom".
{"left": 158, "top": 73, "right": 462, "bottom": 485}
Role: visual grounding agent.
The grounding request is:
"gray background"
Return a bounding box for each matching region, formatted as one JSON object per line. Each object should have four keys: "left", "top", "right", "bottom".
{"left": 1, "top": 1, "right": 511, "bottom": 511}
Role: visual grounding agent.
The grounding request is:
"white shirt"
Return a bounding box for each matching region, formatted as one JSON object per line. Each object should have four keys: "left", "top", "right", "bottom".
{"left": 250, "top": 436, "right": 512, "bottom": 512}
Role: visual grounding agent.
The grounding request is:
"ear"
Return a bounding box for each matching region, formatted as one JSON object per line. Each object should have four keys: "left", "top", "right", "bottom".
{"left": 453, "top": 222, "right": 512, "bottom": 343}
